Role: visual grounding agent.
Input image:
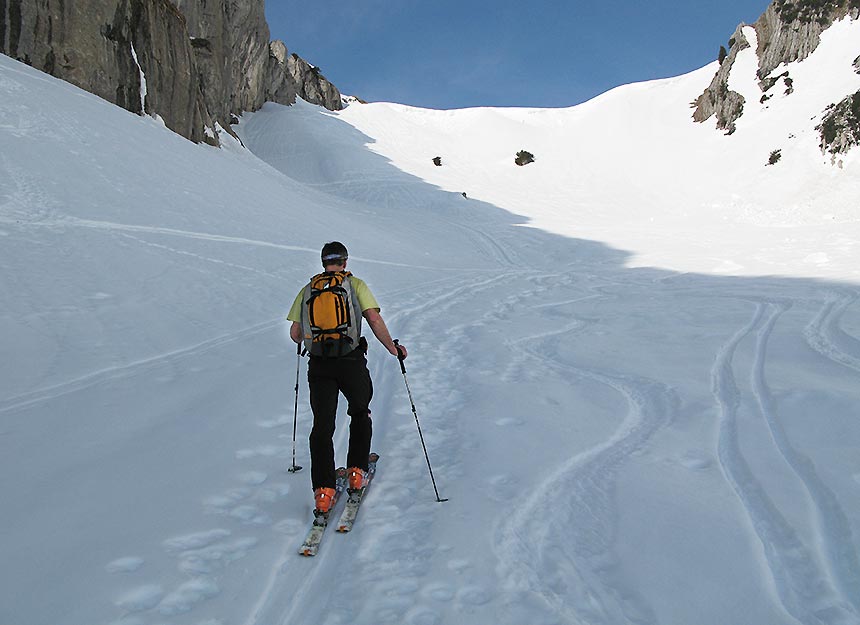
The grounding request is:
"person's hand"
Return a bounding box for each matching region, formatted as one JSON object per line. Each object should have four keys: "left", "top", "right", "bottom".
{"left": 392, "top": 342, "right": 407, "bottom": 360}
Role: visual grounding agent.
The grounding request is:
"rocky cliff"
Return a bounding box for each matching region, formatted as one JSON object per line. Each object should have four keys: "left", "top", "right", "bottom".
{"left": 0, "top": 0, "right": 342, "bottom": 145}
{"left": 691, "top": 23, "right": 750, "bottom": 134}
{"left": 693, "top": 0, "right": 860, "bottom": 150}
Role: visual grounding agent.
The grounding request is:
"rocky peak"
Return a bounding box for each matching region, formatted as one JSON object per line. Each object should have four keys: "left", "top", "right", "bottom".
{"left": 692, "top": 0, "right": 860, "bottom": 153}
{"left": 692, "top": 2, "right": 859, "bottom": 123}
{"left": 1, "top": 0, "right": 342, "bottom": 145}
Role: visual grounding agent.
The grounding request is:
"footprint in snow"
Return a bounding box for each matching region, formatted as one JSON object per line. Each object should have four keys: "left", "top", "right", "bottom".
{"left": 105, "top": 557, "right": 144, "bottom": 573}
{"left": 173, "top": 535, "right": 258, "bottom": 575}
{"left": 457, "top": 584, "right": 494, "bottom": 606}
{"left": 238, "top": 471, "right": 268, "bottom": 486}
{"left": 377, "top": 576, "right": 421, "bottom": 597}
{"left": 255, "top": 482, "right": 290, "bottom": 502}
{"left": 114, "top": 584, "right": 164, "bottom": 612}
{"left": 228, "top": 503, "right": 270, "bottom": 525}
{"left": 494, "top": 416, "right": 524, "bottom": 426}
{"left": 407, "top": 608, "right": 441, "bottom": 625}
{"left": 274, "top": 517, "right": 305, "bottom": 536}
{"left": 202, "top": 487, "right": 252, "bottom": 513}
{"left": 163, "top": 529, "right": 231, "bottom": 554}
{"left": 678, "top": 451, "right": 714, "bottom": 471}
{"left": 446, "top": 558, "right": 471, "bottom": 573}
{"left": 487, "top": 474, "right": 518, "bottom": 501}
{"left": 422, "top": 582, "right": 456, "bottom": 601}
{"left": 156, "top": 577, "right": 220, "bottom": 616}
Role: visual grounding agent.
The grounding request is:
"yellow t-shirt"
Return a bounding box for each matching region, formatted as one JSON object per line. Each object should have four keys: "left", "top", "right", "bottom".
{"left": 286, "top": 275, "right": 379, "bottom": 322}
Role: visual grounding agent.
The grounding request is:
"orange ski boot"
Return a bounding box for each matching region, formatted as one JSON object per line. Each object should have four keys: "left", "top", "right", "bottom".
{"left": 347, "top": 467, "right": 366, "bottom": 491}
{"left": 313, "top": 487, "right": 337, "bottom": 514}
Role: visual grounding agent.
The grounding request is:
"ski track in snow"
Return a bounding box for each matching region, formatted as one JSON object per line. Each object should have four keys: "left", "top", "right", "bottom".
{"left": 0, "top": 318, "right": 280, "bottom": 414}
{"left": 804, "top": 289, "right": 860, "bottom": 374}
{"left": 6, "top": 48, "right": 860, "bottom": 625}
{"left": 243, "top": 267, "right": 860, "bottom": 625}
{"left": 0, "top": 213, "right": 468, "bottom": 272}
{"left": 495, "top": 358, "right": 677, "bottom": 624}
{"left": 491, "top": 273, "right": 678, "bottom": 625}
{"left": 245, "top": 269, "right": 509, "bottom": 625}
{"left": 712, "top": 300, "right": 859, "bottom": 624}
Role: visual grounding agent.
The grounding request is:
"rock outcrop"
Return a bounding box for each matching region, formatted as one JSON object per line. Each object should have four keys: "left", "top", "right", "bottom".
{"left": 1, "top": 0, "right": 342, "bottom": 145}
{"left": 691, "top": 24, "right": 750, "bottom": 134}
{"left": 692, "top": 0, "right": 860, "bottom": 133}
{"left": 818, "top": 89, "right": 860, "bottom": 154}
{"left": 755, "top": 0, "right": 860, "bottom": 78}
{"left": 286, "top": 51, "right": 343, "bottom": 112}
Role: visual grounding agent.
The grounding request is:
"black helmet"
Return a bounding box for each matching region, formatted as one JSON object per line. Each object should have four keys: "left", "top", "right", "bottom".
{"left": 321, "top": 241, "right": 348, "bottom": 265}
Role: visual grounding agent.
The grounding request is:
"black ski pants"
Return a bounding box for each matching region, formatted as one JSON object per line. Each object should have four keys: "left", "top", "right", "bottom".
{"left": 307, "top": 351, "right": 373, "bottom": 490}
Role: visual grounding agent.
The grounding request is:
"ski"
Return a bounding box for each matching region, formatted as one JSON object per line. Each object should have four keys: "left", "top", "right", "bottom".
{"left": 298, "top": 467, "right": 347, "bottom": 557}
{"left": 336, "top": 453, "right": 379, "bottom": 533}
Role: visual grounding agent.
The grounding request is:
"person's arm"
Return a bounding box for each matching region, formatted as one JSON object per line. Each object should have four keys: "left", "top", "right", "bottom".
{"left": 363, "top": 308, "right": 406, "bottom": 358}
{"left": 287, "top": 289, "right": 305, "bottom": 344}
{"left": 290, "top": 321, "right": 302, "bottom": 344}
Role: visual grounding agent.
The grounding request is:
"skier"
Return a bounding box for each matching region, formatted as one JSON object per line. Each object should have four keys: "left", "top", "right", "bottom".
{"left": 287, "top": 242, "right": 407, "bottom": 517}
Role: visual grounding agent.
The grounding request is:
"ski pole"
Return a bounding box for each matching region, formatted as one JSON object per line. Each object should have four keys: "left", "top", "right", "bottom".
{"left": 288, "top": 342, "right": 303, "bottom": 473}
{"left": 394, "top": 340, "right": 448, "bottom": 503}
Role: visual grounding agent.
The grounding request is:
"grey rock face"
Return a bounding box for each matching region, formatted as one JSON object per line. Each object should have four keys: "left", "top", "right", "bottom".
{"left": 286, "top": 51, "right": 343, "bottom": 111}
{"left": 691, "top": 24, "right": 749, "bottom": 134}
{"left": 755, "top": 1, "right": 860, "bottom": 79}
{"left": 818, "top": 90, "right": 860, "bottom": 154}
{"left": 1, "top": 0, "right": 213, "bottom": 143}
{"left": 692, "top": 0, "right": 860, "bottom": 132}
{"left": 1, "top": 0, "right": 343, "bottom": 144}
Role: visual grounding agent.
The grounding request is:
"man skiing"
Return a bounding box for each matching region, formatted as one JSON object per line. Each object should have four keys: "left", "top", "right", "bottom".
{"left": 287, "top": 241, "right": 407, "bottom": 517}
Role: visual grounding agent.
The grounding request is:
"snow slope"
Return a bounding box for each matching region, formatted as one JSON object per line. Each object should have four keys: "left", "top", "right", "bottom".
{"left": 2, "top": 16, "right": 860, "bottom": 625}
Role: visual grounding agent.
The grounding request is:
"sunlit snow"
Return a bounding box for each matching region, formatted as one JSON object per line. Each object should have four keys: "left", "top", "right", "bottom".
{"left": 2, "top": 19, "right": 860, "bottom": 625}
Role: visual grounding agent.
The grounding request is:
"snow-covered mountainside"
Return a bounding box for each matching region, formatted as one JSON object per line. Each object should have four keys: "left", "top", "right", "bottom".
{"left": 2, "top": 13, "right": 860, "bottom": 625}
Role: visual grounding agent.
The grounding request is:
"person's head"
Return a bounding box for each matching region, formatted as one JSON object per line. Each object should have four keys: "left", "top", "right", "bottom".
{"left": 321, "top": 241, "right": 348, "bottom": 269}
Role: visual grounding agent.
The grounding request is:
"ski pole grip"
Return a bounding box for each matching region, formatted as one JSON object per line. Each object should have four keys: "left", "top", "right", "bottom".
{"left": 394, "top": 339, "right": 407, "bottom": 373}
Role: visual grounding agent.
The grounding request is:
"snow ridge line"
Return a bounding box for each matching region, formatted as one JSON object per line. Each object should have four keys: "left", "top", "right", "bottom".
{"left": 0, "top": 215, "right": 470, "bottom": 272}
{"left": 711, "top": 302, "right": 856, "bottom": 625}
{"left": 495, "top": 347, "right": 677, "bottom": 624}
{"left": 804, "top": 290, "right": 860, "bottom": 373}
{"left": 0, "top": 319, "right": 280, "bottom": 414}
{"left": 115, "top": 231, "right": 285, "bottom": 280}
{"left": 752, "top": 302, "right": 860, "bottom": 616}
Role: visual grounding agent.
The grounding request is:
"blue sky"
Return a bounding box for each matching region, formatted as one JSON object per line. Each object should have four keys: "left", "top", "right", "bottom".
{"left": 265, "top": 1, "right": 773, "bottom": 110}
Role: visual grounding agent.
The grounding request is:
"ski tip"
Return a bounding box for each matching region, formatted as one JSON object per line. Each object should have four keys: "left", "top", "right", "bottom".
{"left": 369, "top": 452, "right": 380, "bottom": 462}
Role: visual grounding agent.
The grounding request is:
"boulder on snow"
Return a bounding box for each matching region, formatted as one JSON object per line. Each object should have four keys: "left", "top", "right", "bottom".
{"left": 515, "top": 150, "right": 535, "bottom": 166}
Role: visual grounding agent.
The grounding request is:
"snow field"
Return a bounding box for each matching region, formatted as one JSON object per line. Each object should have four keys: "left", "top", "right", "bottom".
{"left": 3, "top": 17, "right": 860, "bottom": 625}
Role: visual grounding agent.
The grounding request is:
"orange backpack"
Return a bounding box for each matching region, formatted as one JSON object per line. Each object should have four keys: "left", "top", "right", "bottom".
{"left": 300, "top": 271, "right": 361, "bottom": 357}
